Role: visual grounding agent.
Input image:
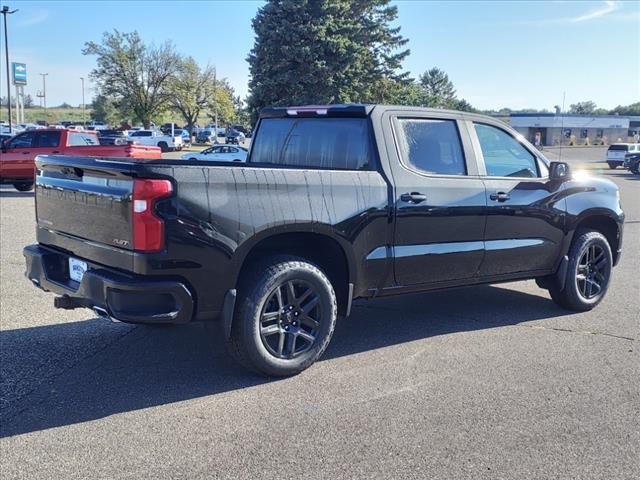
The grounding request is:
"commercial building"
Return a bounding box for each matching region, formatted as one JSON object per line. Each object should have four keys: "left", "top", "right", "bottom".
{"left": 509, "top": 113, "right": 640, "bottom": 147}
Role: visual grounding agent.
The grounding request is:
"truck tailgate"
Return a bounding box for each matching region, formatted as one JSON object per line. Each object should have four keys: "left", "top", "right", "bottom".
{"left": 35, "top": 155, "right": 135, "bottom": 251}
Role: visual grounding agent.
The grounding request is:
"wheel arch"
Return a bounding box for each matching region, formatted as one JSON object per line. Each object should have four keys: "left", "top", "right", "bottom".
{"left": 567, "top": 210, "right": 622, "bottom": 265}
{"left": 232, "top": 226, "right": 357, "bottom": 316}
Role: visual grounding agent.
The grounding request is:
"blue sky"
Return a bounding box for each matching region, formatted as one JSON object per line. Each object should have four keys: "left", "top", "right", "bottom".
{"left": 1, "top": 0, "right": 638, "bottom": 111}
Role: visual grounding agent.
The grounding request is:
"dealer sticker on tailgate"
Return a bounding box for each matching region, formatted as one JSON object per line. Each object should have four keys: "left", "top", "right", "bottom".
{"left": 69, "top": 258, "right": 87, "bottom": 283}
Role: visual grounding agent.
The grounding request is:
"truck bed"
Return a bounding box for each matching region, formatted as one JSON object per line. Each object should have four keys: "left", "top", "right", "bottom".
{"left": 32, "top": 154, "right": 390, "bottom": 321}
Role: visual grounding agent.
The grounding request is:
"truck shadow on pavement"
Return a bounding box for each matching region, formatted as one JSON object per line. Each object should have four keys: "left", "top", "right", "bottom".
{"left": 0, "top": 284, "right": 571, "bottom": 438}
{"left": 0, "top": 190, "right": 34, "bottom": 198}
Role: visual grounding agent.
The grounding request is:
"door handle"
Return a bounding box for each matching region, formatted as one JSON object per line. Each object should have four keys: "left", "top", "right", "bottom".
{"left": 400, "top": 192, "right": 427, "bottom": 204}
{"left": 52, "top": 150, "right": 60, "bottom": 154}
{"left": 490, "top": 191, "right": 510, "bottom": 202}
{"left": 22, "top": 151, "right": 30, "bottom": 154}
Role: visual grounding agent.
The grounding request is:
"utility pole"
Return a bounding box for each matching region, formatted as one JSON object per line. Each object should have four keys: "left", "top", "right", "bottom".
{"left": 2, "top": 5, "right": 18, "bottom": 130}
{"left": 39, "top": 73, "right": 48, "bottom": 115}
{"left": 80, "top": 76, "right": 85, "bottom": 125}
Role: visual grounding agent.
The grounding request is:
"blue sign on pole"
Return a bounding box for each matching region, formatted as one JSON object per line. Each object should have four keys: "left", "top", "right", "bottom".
{"left": 12, "top": 63, "right": 27, "bottom": 85}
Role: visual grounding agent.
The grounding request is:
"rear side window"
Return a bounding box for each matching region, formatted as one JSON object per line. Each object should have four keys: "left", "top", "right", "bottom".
{"left": 474, "top": 123, "right": 539, "bottom": 178}
{"left": 36, "top": 131, "right": 61, "bottom": 148}
{"left": 395, "top": 118, "right": 466, "bottom": 175}
{"left": 67, "top": 132, "right": 99, "bottom": 146}
{"left": 250, "top": 118, "right": 371, "bottom": 170}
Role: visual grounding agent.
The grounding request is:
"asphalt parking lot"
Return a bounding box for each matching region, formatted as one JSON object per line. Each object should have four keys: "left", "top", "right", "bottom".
{"left": 1, "top": 147, "right": 638, "bottom": 479}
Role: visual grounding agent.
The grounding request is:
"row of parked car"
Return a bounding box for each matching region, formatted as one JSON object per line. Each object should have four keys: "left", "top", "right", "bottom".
{"left": 0, "top": 120, "right": 253, "bottom": 191}
{"left": 606, "top": 142, "right": 640, "bottom": 174}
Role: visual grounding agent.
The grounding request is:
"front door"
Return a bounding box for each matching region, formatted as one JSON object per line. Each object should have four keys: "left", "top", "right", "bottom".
{"left": 1, "top": 131, "right": 38, "bottom": 180}
{"left": 387, "top": 115, "right": 487, "bottom": 286}
{"left": 471, "top": 122, "right": 565, "bottom": 276}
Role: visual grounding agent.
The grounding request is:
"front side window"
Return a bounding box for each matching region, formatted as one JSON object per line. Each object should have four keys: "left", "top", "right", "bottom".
{"left": 474, "top": 123, "right": 539, "bottom": 178}
{"left": 395, "top": 118, "right": 466, "bottom": 175}
{"left": 67, "top": 132, "right": 99, "bottom": 146}
{"left": 250, "top": 117, "right": 371, "bottom": 170}
{"left": 8, "top": 132, "right": 36, "bottom": 148}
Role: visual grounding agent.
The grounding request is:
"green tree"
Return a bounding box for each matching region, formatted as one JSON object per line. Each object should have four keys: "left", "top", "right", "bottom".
{"left": 207, "top": 79, "right": 237, "bottom": 126}
{"left": 91, "top": 94, "right": 131, "bottom": 126}
{"left": 568, "top": 101, "right": 597, "bottom": 114}
{"left": 167, "top": 57, "right": 217, "bottom": 132}
{"left": 453, "top": 98, "right": 477, "bottom": 113}
{"left": 610, "top": 102, "right": 640, "bottom": 116}
{"left": 83, "top": 30, "right": 180, "bottom": 128}
{"left": 418, "top": 67, "right": 456, "bottom": 108}
{"left": 247, "top": 0, "right": 409, "bottom": 117}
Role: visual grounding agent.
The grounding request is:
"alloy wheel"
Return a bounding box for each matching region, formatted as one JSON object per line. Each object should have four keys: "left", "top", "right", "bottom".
{"left": 575, "top": 244, "right": 608, "bottom": 300}
{"left": 259, "top": 280, "right": 322, "bottom": 359}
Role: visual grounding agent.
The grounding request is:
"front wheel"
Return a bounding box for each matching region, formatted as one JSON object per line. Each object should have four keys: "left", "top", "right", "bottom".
{"left": 549, "top": 230, "right": 612, "bottom": 311}
{"left": 227, "top": 256, "right": 337, "bottom": 376}
{"left": 13, "top": 182, "right": 34, "bottom": 192}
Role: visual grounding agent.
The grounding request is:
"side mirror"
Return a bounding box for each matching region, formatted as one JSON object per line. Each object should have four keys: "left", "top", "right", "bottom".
{"left": 549, "top": 161, "right": 570, "bottom": 180}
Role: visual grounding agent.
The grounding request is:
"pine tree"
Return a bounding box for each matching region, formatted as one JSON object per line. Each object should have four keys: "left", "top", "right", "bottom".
{"left": 247, "top": 0, "right": 409, "bottom": 117}
{"left": 419, "top": 67, "right": 457, "bottom": 107}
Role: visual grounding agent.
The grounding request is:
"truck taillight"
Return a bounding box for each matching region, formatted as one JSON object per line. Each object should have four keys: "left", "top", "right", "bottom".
{"left": 132, "top": 179, "right": 172, "bottom": 252}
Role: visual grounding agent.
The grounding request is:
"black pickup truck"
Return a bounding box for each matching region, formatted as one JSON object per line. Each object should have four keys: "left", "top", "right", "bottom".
{"left": 24, "top": 104, "right": 624, "bottom": 376}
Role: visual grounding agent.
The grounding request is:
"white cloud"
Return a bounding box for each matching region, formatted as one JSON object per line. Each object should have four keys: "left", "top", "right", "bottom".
{"left": 570, "top": 0, "right": 619, "bottom": 23}
{"left": 16, "top": 10, "right": 49, "bottom": 28}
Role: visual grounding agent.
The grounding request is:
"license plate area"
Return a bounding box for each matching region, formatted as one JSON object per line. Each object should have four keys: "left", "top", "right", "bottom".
{"left": 69, "top": 257, "right": 88, "bottom": 283}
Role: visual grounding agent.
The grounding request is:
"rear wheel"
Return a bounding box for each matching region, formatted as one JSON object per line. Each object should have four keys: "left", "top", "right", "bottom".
{"left": 549, "top": 230, "right": 612, "bottom": 311}
{"left": 227, "top": 256, "right": 337, "bottom": 376}
{"left": 13, "top": 182, "right": 34, "bottom": 192}
{"left": 607, "top": 162, "right": 618, "bottom": 169}
{"left": 158, "top": 141, "right": 169, "bottom": 153}
{"left": 630, "top": 161, "right": 640, "bottom": 175}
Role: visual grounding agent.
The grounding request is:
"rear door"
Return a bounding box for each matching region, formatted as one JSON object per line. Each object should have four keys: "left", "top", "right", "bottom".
{"left": 471, "top": 121, "right": 565, "bottom": 276}
{"left": 384, "top": 112, "right": 487, "bottom": 286}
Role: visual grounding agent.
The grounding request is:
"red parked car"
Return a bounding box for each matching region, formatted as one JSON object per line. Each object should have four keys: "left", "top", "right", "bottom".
{"left": 0, "top": 129, "right": 161, "bottom": 191}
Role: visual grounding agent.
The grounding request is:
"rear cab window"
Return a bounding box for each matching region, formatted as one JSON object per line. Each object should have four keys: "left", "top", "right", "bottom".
{"left": 249, "top": 117, "right": 372, "bottom": 170}
{"left": 608, "top": 144, "right": 629, "bottom": 152}
{"left": 67, "top": 132, "right": 99, "bottom": 146}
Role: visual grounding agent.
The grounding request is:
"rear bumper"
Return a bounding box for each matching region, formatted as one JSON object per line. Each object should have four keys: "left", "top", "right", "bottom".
{"left": 24, "top": 244, "right": 194, "bottom": 324}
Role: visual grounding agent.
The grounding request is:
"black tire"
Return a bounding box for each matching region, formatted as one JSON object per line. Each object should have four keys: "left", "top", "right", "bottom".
{"left": 631, "top": 161, "right": 640, "bottom": 175}
{"left": 13, "top": 182, "right": 34, "bottom": 192}
{"left": 188, "top": 157, "right": 198, "bottom": 161}
{"left": 549, "top": 230, "right": 612, "bottom": 311}
{"left": 607, "top": 162, "right": 618, "bottom": 169}
{"left": 158, "top": 141, "right": 169, "bottom": 153}
{"left": 227, "top": 255, "right": 337, "bottom": 376}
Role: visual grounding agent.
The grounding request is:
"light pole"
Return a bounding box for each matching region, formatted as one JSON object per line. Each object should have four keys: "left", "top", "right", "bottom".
{"left": 39, "top": 73, "right": 48, "bottom": 115}
{"left": 1, "top": 5, "right": 18, "bottom": 130}
{"left": 80, "top": 76, "right": 85, "bottom": 125}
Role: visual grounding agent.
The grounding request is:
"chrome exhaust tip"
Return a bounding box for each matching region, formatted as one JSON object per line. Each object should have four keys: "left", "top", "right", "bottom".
{"left": 93, "top": 306, "right": 122, "bottom": 323}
